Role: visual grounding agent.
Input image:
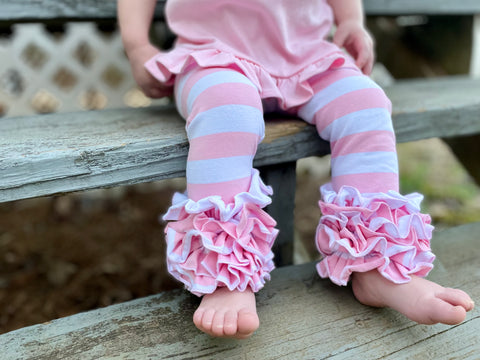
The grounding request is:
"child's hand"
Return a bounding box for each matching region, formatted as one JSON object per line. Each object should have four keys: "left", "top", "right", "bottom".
{"left": 126, "top": 43, "right": 172, "bottom": 98}
{"left": 333, "top": 21, "right": 374, "bottom": 75}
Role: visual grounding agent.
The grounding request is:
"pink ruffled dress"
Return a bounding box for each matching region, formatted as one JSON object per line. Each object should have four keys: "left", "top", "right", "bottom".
{"left": 145, "top": 0, "right": 350, "bottom": 109}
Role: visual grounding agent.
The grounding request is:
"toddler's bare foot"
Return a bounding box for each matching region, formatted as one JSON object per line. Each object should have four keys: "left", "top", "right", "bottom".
{"left": 352, "top": 270, "right": 475, "bottom": 325}
{"left": 193, "top": 287, "right": 259, "bottom": 339}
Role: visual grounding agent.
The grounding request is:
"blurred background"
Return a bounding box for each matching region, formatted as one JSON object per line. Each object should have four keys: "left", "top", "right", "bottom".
{"left": 0, "top": 14, "right": 479, "bottom": 334}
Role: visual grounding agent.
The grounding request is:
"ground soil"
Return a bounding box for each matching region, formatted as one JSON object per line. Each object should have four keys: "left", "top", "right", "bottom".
{"left": 0, "top": 183, "right": 185, "bottom": 334}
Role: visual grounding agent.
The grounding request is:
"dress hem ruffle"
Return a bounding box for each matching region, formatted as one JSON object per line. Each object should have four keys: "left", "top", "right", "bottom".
{"left": 144, "top": 46, "right": 350, "bottom": 110}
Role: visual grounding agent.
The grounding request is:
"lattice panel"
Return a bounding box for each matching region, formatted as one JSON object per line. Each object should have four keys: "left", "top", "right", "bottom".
{"left": 0, "top": 23, "right": 167, "bottom": 118}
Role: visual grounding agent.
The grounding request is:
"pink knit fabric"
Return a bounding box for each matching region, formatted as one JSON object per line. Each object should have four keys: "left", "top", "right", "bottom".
{"left": 163, "top": 170, "right": 278, "bottom": 296}
{"left": 145, "top": 0, "right": 351, "bottom": 110}
{"left": 316, "top": 184, "right": 435, "bottom": 286}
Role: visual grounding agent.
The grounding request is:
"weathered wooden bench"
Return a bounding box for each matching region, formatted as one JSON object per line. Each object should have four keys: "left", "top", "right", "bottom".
{"left": 1, "top": 0, "right": 479, "bottom": 358}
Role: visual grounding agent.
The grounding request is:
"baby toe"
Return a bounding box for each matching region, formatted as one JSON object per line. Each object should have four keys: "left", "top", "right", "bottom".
{"left": 237, "top": 309, "right": 259, "bottom": 337}
{"left": 223, "top": 310, "right": 239, "bottom": 337}
{"left": 211, "top": 311, "right": 226, "bottom": 337}
{"left": 438, "top": 288, "right": 474, "bottom": 311}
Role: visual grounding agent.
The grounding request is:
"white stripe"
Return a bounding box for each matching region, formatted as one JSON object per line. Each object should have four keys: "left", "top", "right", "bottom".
{"left": 320, "top": 108, "right": 393, "bottom": 142}
{"left": 187, "top": 156, "right": 254, "bottom": 184}
{"left": 331, "top": 151, "right": 398, "bottom": 177}
{"left": 187, "top": 105, "right": 264, "bottom": 139}
{"left": 174, "top": 70, "right": 195, "bottom": 118}
{"left": 186, "top": 71, "right": 257, "bottom": 114}
{"left": 298, "top": 76, "right": 381, "bottom": 123}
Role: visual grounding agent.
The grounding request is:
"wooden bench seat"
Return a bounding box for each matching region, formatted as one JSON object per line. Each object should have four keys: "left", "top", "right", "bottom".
{"left": 2, "top": 76, "right": 479, "bottom": 204}
{"left": 1, "top": 222, "right": 479, "bottom": 359}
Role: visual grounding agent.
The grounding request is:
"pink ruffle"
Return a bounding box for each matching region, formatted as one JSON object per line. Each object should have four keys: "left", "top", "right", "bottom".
{"left": 163, "top": 170, "right": 278, "bottom": 296}
{"left": 316, "top": 184, "right": 435, "bottom": 286}
{"left": 144, "top": 46, "right": 348, "bottom": 110}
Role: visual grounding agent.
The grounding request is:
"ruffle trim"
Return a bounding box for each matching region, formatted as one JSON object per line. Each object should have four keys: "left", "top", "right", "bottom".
{"left": 144, "top": 46, "right": 348, "bottom": 110}
{"left": 316, "top": 184, "right": 435, "bottom": 286}
{"left": 163, "top": 169, "right": 278, "bottom": 296}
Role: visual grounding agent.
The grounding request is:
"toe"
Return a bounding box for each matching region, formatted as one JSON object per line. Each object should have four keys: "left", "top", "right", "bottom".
{"left": 211, "top": 311, "right": 226, "bottom": 337}
{"left": 237, "top": 309, "right": 259, "bottom": 337}
{"left": 223, "top": 311, "right": 238, "bottom": 337}
{"left": 437, "top": 288, "right": 474, "bottom": 311}
{"left": 200, "top": 309, "right": 215, "bottom": 333}
{"left": 193, "top": 309, "right": 205, "bottom": 330}
{"left": 423, "top": 297, "right": 467, "bottom": 325}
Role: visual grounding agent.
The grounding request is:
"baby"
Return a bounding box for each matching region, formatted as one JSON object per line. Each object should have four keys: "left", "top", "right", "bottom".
{"left": 118, "top": 0, "right": 474, "bottom": 339}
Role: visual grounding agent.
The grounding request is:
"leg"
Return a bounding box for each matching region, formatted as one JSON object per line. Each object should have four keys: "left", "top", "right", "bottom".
{"left": 298, "top": 67, "right": 474, "bottom": 324}
{"left": 165, "top": 66, "right": 277, "bottom": 338}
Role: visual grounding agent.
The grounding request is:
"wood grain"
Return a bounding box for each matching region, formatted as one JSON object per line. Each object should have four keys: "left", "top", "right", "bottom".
{"left": 363, "top": 0, "right": 480, "bottom": 15}
{"left": 1, "top": 77, "right": 479, "bottom": 203}
{"left": 0, "top": 0, "right": 165, "bottom": 21}
{"left": 1, "top": 222, "right": 478, "bottom": 359}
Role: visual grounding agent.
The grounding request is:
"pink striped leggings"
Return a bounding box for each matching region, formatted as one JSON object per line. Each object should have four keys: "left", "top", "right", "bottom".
{"left": 164, "top": 65, "right": 436, "bottom": 291}
{"left": 175, "top": 65, "right": 398, "bottom": 202}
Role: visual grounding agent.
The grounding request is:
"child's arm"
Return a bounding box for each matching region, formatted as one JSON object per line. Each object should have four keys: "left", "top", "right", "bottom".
{"left": 118, "top": 0, "right": 171, "bottom": 98}
{"left": 326, "top": 0, "right": 374, "bottom": 75}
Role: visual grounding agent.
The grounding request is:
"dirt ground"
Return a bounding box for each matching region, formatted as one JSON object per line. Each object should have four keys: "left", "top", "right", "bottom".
{"left": 0, "top": 182, "right": 186, "bottom": 334}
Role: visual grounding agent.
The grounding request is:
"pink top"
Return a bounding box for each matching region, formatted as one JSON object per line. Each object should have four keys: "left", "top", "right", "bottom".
{"left": 145, "top": 0, "right": 351, "bottom": 109}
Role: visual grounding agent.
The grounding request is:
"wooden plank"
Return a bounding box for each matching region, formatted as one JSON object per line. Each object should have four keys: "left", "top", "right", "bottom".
{"left": 363, "top": 0, "right": 480, "bottom": 15}
{"left": 0, "top": 76, "right": 479, "bottom": 203}
{"left": 1, "top": 222, "right": 478, "bottom": 359}
{"left": 0, "top": 108, "right": 329, "bottom": 203}
{"left": 1, "top": 0, "right": 479, "bottom": 22}
{"left": 0, "top": 0, "right": 165, "bottom": 22}
{"left": 387, "top": 76, "right": 480, "bottom": 142}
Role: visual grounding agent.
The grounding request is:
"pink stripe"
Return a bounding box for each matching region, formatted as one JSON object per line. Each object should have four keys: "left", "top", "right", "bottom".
{"left": 187, "top": 176, "right": 252, "bottom": 203}
{"left": 314, "top": 88, "right": 390, "bottom": 133}
{"left": 178, "top": 67, "right": 226, "bottom": 116}
{"left": 332, "top": 173, "right": 399, "bottom": 193}
{"left": 188, "top": 132, "right": 261, "bottom": 161}
{"left": 187, "top": 82, "right": 262, "bottom": 125}
{"left": 308, "top": 67, "right": 362, "bottom": 92}
{"left": 331, "top": 131, "right": 396, "bottom": 157}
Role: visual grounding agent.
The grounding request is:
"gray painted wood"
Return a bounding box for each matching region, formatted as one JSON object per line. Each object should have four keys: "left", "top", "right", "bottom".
{"left": 0, "top": 0, "right": 165, "bottom": 21}
{"left": 1, "top": 0, "right": 479, "bottom": 22}
{"left": 1, "top": 221, "right": 479, "bottom": 359}
{"left": 363, "top": 0, "right": 480, "bottom": 15}
{"left": 1, "top": 76, "right": 479, "bottom": 203}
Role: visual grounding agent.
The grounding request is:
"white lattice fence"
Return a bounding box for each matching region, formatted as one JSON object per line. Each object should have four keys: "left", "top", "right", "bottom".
{"left": 0, "top": 22, "right": 165, "bottom": 118}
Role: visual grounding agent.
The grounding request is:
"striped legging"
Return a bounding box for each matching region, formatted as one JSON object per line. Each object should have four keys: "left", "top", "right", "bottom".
{"left": 174, "top": 65, "right": 398, "bottom": 203}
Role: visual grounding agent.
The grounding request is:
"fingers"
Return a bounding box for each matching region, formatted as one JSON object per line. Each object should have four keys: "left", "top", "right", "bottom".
{"left": 140, "top": 74, "right": 173, "bottom": 98}
{"left": 355, "top": 45, "right": 374, "bottom": 75}
{"left": 144, "top": 86, "right": 172, "bottom": 99}
{"left": 333, "top": 25, "right": 375, "bottom": 75}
